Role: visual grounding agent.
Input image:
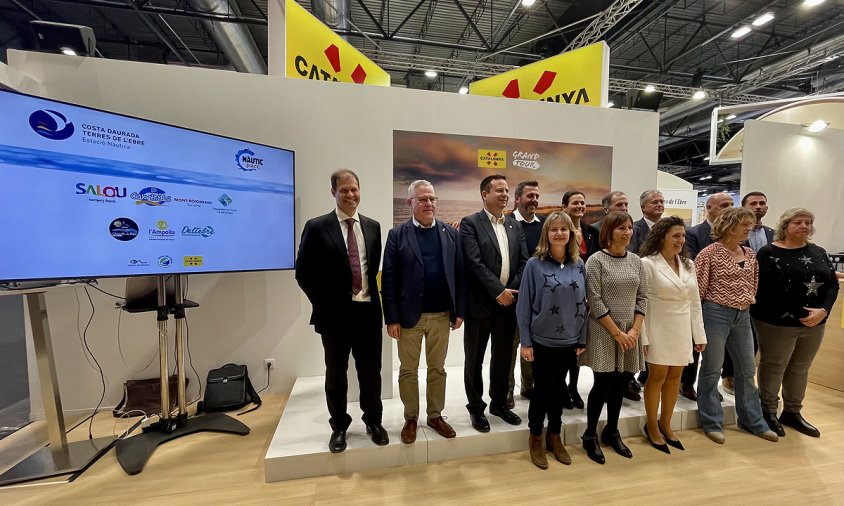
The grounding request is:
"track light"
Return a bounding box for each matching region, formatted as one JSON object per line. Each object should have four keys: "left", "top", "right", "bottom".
{"left": 692, "top": 90, "right": 706, "bottom": 100}
{"left": 424, "top": 70, "right": 437, "bottom": 78}
{"left": 643, "top": 84, "right": 655, "bottom": 93}
{"left": 458, "top": 86, "right": 469, "bottom": 94}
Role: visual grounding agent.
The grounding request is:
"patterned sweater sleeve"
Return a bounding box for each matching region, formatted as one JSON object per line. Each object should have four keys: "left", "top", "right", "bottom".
{"left": 695, "top": 246, "right": 713, "bottom": 301}
{"left": 634, "top": 255, "right": 647, "bottom": 316}
{"left": 586, "top": 255, "right": 609, "bottom": 318}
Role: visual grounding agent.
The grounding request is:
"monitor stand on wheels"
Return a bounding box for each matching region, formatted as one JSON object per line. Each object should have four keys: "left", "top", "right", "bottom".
{"left": 114, "top": 275, "right": 249, "bottom": 475}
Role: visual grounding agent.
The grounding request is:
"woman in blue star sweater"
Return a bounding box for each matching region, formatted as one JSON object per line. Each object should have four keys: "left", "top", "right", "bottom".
{"left": 516, "top": 211, "right": 587, "bottom": 469}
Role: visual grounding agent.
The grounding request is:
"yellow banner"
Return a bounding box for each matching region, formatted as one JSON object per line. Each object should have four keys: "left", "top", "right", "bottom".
{"left": 469, "top": 42, "right": 608, "bottom": 106}
{"left": 477, "top": 149, "right": 506, "bottom": 169}
{"left": 285, "top": 0, "right": 389, "bottom": 86}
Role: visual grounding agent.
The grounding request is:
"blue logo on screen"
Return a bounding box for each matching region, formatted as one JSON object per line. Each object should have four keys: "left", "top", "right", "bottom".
{"left": 29, "top": 110, "right": 75, "bottom": 140}
{"left": 130, "top": 187, "right": 171, "bottom": 206}
{"left": 236, "top": 148, "right": 263, "bottom": 171}
{"left": 158, "top": 255, "right": 173, "bottom": 267}
{"left": 218, "top": 194, "right": 232, "bottom": 207}
{"left": 109, "top": 218, "right": 138, "bottom": 241}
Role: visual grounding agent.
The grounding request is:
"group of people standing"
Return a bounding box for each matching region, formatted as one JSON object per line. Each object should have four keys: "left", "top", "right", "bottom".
{"left": 295, "top": 169, "right": 839, "bottom": 471}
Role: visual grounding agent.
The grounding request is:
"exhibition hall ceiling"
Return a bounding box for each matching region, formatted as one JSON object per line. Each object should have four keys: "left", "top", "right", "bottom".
{"left": 1, "top": 0, "right": 843, "bottom": 192}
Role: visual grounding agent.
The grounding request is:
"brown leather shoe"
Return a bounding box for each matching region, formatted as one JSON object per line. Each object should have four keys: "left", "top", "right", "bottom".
{"left": 545, "top": 431, "right": 571, "bottom": 464}
{"left": 401, "top": 419, "right": 417, "bottom": 444}
{"left": 507, "top": 391, "right": 515, "bottom": 409}
{"left": 680, "top": 384, "right": 697, "bottom": 401}
{"left": 529, "top": 434, "right": 548, "bottom": 470}
{"left": 426, "top": 416, "right": 456, "bottom": 439}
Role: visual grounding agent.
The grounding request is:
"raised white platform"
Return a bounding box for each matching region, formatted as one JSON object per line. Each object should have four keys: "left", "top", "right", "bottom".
{"left": 265, "top": 366, "right": 736, "bottom": 482}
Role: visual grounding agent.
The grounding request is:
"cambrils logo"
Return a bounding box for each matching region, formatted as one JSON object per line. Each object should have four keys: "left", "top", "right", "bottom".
{"left": 29, "top": 110, "right": 75, "bottom": 140}
{"left": 236, "top": 148, "right": 263, "bottom": 171}
{"left": 131, "top": 187, "right": 171, "bottom": 206}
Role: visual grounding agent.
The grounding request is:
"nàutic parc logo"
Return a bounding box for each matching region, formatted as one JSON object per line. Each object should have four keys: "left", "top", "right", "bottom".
{"left": 236, "top": 148, "right": 263, "bottom": 171}
{"left": 131, "top": 186, "right": 172, "bottom": 206}
{"left": 29, "top": 110, "right": 75, "bottom": 140}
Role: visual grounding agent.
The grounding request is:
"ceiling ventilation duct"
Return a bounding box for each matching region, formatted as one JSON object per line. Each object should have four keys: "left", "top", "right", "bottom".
{"left": 187, "top": 0, "right": 267, "bottom": 74}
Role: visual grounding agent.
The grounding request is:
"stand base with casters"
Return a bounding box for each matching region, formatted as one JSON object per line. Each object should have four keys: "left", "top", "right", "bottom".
{"left": 0, "top": 436, "right": 115, "bottom": 486}
{"left": 115, "top": 412, "right": 250, "bottom": 475}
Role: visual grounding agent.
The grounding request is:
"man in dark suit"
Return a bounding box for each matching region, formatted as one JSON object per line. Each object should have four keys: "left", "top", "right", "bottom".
{"left": 592, "top": 191, "right": 629, "bottom": 232}
{"left": 509, "top": 181, "right": 544, "bottom": 405}
{"left": 382, "top": 180, "right": 465, "bottom": 444}
{"left": 461, "top": 174, "right": 528, "bottom": 432}
{"left": 295, "top": 169, "right": 387, "bottom": 453}
{"left": 628, "top": 190, "right": 664, "bottom": 255}
{"left": 680, "top": 191, "right": 734, "bottom": 401}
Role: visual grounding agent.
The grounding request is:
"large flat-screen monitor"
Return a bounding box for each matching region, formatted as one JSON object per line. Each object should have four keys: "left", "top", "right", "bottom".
{"left": 0, "top": 89, "right": 295, "bottom": 282}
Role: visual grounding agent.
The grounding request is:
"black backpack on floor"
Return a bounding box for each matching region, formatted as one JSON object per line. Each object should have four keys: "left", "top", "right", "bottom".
{"left": 200, "top": 363, "right": 262, "bottom": 415}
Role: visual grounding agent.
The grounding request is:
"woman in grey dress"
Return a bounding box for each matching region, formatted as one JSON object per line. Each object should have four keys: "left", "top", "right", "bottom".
{"left": 580, "top": 212, "right": 647, "bottom": 464}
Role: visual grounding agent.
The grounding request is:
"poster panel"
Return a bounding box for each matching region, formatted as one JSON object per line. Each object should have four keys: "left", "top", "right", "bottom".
{"left": 660, "top": 189, "right": 699, "bottom": 226}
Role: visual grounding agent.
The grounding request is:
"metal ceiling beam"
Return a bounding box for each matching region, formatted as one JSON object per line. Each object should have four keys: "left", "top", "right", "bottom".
{"left": 338, "top": 29, "right": 540, "bottom": 60}
{"left": 40, "top": 0, "right": 267, "bottom": 25}
{"left": 565, "top": 0, "right": 644, "bottom": 51}
{"left": 450, "top": 0, "right": 491, "bottom": 50}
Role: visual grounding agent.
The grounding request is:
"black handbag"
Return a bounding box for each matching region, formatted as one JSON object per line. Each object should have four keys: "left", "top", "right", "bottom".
{"left": 201, "top": 363, "right": 261, "bottom": 415}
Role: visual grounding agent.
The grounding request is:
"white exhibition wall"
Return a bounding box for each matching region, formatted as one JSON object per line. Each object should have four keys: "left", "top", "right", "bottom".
{"left": 3, "top": 50, "right": 658, "bottom": 415}
{"left": 741, "top": 120, "right": 844, "bottom": 254}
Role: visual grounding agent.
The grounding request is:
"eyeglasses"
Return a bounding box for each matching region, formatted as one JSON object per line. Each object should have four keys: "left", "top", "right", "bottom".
{"left": 416, "top": 197, "right": 438, "bottom": 204}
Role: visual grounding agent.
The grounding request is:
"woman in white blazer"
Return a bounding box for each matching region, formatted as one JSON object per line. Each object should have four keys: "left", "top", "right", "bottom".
{"left": 640, "top": 216, "right": 707, "bottom": 454}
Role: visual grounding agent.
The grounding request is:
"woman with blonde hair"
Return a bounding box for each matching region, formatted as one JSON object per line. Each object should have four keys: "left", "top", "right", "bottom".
{"left": 695, "top": 207, "right": 778, "bottom": 444}
{"left": 517, "top": 211, "right": 586, "bottom": 469}
{"left": 753, "top": 208, "right": 839, "bottom": 437}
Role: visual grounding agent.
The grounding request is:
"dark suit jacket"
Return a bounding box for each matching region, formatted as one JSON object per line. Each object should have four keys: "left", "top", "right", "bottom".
{"left": 627, "top": 218, "right": 651, "bottom": 255}
{"left": 295, "top": 210, "right": 382, "bottom": 333}
{"left": 460, "top": 210, "right": 528, "bottom": 319}
{"left": 580, "top": 221, "right": 600, "bottom": 261}
{"left": 381, "top": 219, "right": 466, "bottom": 328}
{"left": 686, "top": 221, "right": 712, "bottom": 259}
{"left": 743, "top": 225, "right": 774, "bottom": 251}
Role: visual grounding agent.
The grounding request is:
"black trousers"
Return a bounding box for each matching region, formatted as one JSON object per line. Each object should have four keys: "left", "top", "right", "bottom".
{"left": 464, "top": 306, "right": 516, "bottom": 414}
{"left": 529, "top": 342, "right": 575, "bottom": 436}
{"left": 681, "top": 349, "right": 700, "bottom": 386}
{"left": 320, "top": 308, "right": 383, "bottom": 431}
{"left": 585, "top": 371, "right": 626, "bottom": 436}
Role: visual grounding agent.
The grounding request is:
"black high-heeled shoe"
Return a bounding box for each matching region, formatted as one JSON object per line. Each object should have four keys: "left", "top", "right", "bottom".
{"left": 658, "top": 422, "right": 685, "bottom": 451}
{"left": 581, "top": 434, "right": 605, "bottom": 465}
{"left": 644, "top": 424, "right": 670, "bottom": 454}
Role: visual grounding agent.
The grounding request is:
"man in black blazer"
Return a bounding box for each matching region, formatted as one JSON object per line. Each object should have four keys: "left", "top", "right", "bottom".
{"left": 382, "top": 180, "right": 465, "bottom": 444}
{"left": 680, "top": 191, "right": 734, "bottom": 401}
{"left": 628, "top": 190, "right": 664, "bottom": 255}
{"left": 295, "top": 169, "right": 387, "bottom": 453}
{"left": 461, "top": 174, "right": 528, "bottom": 431}
{"left": 593, "top": 190, "right": 629, "bottom": 232}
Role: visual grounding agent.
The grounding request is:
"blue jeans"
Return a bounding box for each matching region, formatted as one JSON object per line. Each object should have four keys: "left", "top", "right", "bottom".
{"left": 697, "top": 301, "right": 768, "bottom": 435}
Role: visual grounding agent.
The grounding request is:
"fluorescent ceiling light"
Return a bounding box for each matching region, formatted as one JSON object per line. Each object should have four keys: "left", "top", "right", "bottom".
{"left": 521, "top": 0, "right": 537, "bottom": 6}
{"left": 607, "top": 101, "right": 615, "bottom": 108}
{"left": 806, "top": 119, "right": 829, "bottom": 133}
{"left": 731, "top": 26, "right": 752, "bottom": 39}
{"left": 803, "top": 0, "right": 825, "bottom": 7}
{"left": 726, "top": 114, "right": 736, "bottom": 120}
{"left": 60, "top": 47, "right": 77, "bottom": 56}
{"left": 692, "top": 90, "right": 706, "bottom": 99}
{"left": 458, "top": 86, "right": 469, "bottom": 95}
{"left": 644, "top": 84, "right": 656, "bottom": 93}
{"left": 424, "top": 70, "right": 437, "bottom": 78}
{"left": 752, "top": 13, "right": 775, "bottom": 27}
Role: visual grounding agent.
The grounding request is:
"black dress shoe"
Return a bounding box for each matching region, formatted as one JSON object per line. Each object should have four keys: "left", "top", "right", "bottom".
{"left": 470, "top": 412, "right": 490, "bottom": 433}
{"left": 507, "top": 391, "right": 515, "bottom": 409}
{"left": 561, "top": 392, "right": 574, "bottom": 410}
{"left": 630, "top": 379, "right": 642, "bottom": 393}
{"left": 622, "top": 382, "right": 641, "bottom": 402}
{"left": 658, "top": 421, "right": 684, "bottom": 450}
{"left": 569, "top": 388, "right": 585, "bottom": 410}
{"left": 489, "top": 406, "right": 522, "bottom": 425}
{"left": 643, "top": 425, "right": 670, "bottom": 454}
{"left": 520, "top": 388, "right": 534, "bottom": 400}
{"left": 680, "top": 384, "right": 697, "bottom": 401}
{"left": 779, "top": 411, "right": 820, "bottom": 438}
{"left": 601, "top": 429, "right": 633, "bottom": 458}
{"left": 366, "top": 424, "right": 390, "bottom": 446}
{"left": 582, "top": 435, "right": 605, "bottom": 465}
{"left": 763, "top": 412, "right": 786, "bottom": 437}
{"left": 329, "top": 430, "right": 347, "bottom": 453}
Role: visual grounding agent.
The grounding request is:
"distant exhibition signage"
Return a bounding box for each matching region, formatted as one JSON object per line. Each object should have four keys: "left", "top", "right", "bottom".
{"left": 469, "top": 42, "right": 609, "bottom": 107}
{"left": 285, "top": 0, "right": 390, "bottom": 86}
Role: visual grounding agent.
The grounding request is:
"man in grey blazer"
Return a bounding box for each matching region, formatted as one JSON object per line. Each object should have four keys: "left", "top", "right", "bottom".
{"left": 382, "top": 180, "right": 465, "bottom": 444}
{"left": 593, "top": 190, "right": 629, "bottom": 232}
{"left": 628, "top": 190, "right": 664, "bottom": 255}
{"left": 461, "top": 174, "right": 528, "bottom": 432}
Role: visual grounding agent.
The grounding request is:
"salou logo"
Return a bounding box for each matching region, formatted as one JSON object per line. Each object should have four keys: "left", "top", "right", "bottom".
{"left": 236, "top": 148, "right": 263, "bottom": 171}
{"left": 182, "top": 225, "right": 215, "bottom": 238}
{"left": 109, "top": 218, "right": 139, "bottom": 241}
{"left": 131, "top": 187, "right": 172, "bottom": 206}
{"left": 29, "top": 110, "right": 75, "bottom": 140}
{"left": 76, "top": 183, "right": 128, "bottom": 198}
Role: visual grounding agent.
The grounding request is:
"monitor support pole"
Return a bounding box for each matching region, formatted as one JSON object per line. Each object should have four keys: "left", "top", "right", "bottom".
{"left": 114, "top": 274, "right": 250, "bottom": 475}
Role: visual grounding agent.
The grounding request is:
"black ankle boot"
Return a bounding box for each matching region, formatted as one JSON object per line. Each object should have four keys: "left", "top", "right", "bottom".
{"left": 581, "top": 434, "right": 605, "bottom": 465}
{"left": 779, "top": 411, "right": 820, "bottom": 438}
{"left": 601, "top": 429, "right": 633, "bottom": 458}
{"left": 763, "top": 412, "right": 786, "bottom": 437}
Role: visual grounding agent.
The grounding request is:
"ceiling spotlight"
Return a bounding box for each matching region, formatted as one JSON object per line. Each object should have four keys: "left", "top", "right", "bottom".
{"left": 703, "top": 156, "right": 711, "bottom": 161}
{"left": 692, "top": 89, "right": 706, "bottom": 100}
{"left": 803, "top": 0, "right": 825, "bottom": 7}
{"left": 644, "top": 84, "right": 656, "bottom": 93}
{"left": 607, "top": 100, "right": 615, "bottom": 108}
{"left": 726, "top": 114, "right": 736, "bottom": 120}
{"left": 458, "top": 86, "right": 469, "bottom": 95}
{"left": 60, "top": 47, "right": 77, "bottom": 56}
{"left": 752, "top": 12, "right": 775, "bottom": 27}
{"left": 806, "top": 119, "right": 829, "bottom": 133}
{"left": 521, "top": 0, "right": 537, "bottom": 6}
{"left": 717, "top": 118, "right": 724, "bottom": 124}
{"left": 424, "top": 70, "right": 438, "bottom": 78}
{"left": 731, "top": 26, "right": 752, "bottom": 39}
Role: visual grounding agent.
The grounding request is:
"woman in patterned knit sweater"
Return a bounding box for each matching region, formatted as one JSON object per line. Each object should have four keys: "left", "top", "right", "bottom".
{"left": 695, "top": 207, "right": 778, "bottom": 445}
{"left": 752, "top": 208, "right": 839, "bottom": 438}
{"left": 580, "top": 211, "right": 647, "bottom": 465}
{"left": 516, "top": 211, "right": 586, "bottom": 469}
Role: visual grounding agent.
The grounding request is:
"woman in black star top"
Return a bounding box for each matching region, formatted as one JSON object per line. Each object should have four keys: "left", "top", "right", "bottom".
{"left": 752, "top": 208, "right": 840, "bottom": 438}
